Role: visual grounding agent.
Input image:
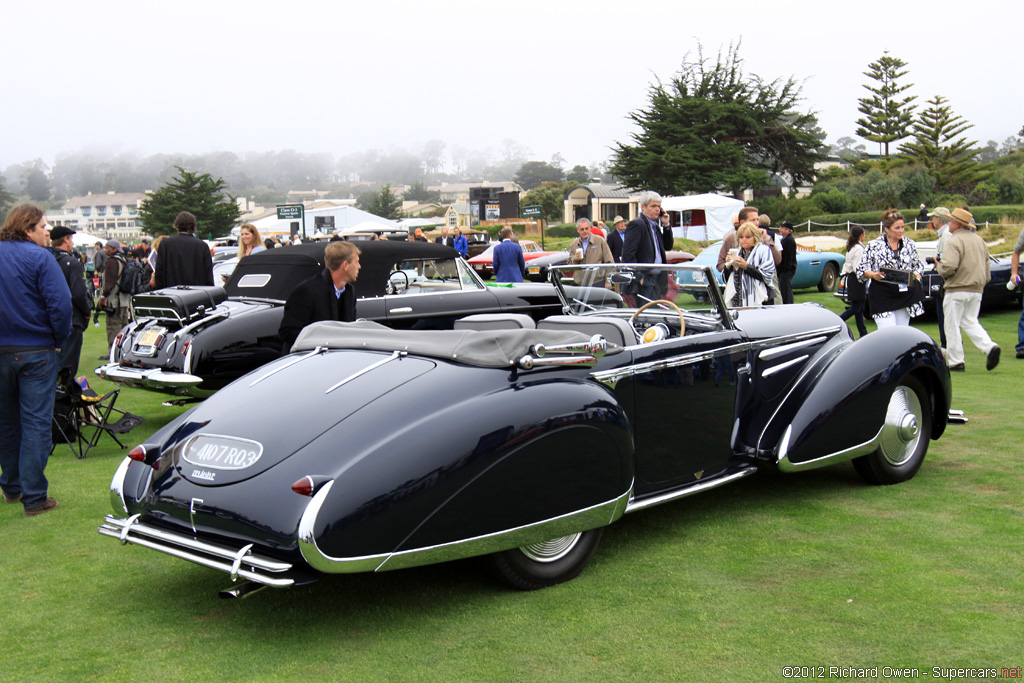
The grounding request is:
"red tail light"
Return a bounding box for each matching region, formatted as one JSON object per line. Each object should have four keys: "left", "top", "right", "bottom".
{"left": 115, "top": 332, "right": 124, "bottom": 347}
{"left": 181, "top": 339, "right": 191, "bottom": 356}
{"left": 291, "top": 475, "right": 331, "bottom": 497}
{"left": 291, "top": 476, "right": 314, "bottom": 497}
{"left": 128, "top": 445, "right": 160, "bottom": 469}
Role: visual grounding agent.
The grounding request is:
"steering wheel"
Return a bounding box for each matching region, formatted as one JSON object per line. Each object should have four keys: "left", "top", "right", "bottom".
{"left": 631, "top": 299, "right": 685, "bottom": 342}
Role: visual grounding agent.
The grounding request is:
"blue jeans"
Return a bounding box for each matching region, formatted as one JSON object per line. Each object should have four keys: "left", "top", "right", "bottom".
{"left": 0, "top": 349, "right": 58, "bottom": 508}
{"left": 1017, "top": 300, "right": 1024, "bottom": 354}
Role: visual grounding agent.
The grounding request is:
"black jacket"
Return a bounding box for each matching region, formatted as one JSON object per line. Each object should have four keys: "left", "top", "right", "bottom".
{"left": 621, "top": 216, "right": 673, "bottom": 264}
{"left": 779, "top": 233, "right": 797, "bottom": 274}
{"left": 51, "top": 247, "right": 93, "bottom": 330}
{"left": 607, "top": 229, "right": 626, "bottom": 262}
{"left": 154, "top": 232, "right": 214, "bottom": 289}
{"left": 278, "top": 269, "right": 356, "bottom": 352}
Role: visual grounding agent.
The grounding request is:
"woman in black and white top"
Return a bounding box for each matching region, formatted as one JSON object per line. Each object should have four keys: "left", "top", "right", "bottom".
{"left": 839, "top": 225, "right": 868, "bottom": 338}
{"left": 856, "top": 209, "right": 925, "bottom": 329}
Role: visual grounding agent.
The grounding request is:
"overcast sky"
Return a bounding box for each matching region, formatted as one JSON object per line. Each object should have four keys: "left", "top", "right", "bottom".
{"left": 2, "top": 0, "right": 1019, "bottom": 173}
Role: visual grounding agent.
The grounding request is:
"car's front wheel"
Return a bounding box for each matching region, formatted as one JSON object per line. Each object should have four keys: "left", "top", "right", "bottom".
{"left": 852, "top": 376, "right": 931, "bottom": 485}
{"left": 486, "top": 528, "right": 603, "bottom": 590}
{"left": 818, "top": 262, "right": 839, "bottom": 292}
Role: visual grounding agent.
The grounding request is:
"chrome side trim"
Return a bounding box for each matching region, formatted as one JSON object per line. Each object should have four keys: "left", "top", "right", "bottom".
{"left": 761, "top": 355, "right": 809, "bottom": 378}
{"left": 776, "top": 423, "right": 883, "bottom": 472}
{"left": 172, "top": 309, "right": 229, "bottom": 341}
{"left": 625, "top": 467, "right": 758, "bottom": 513}
{"left": 109, "top": 456, "right": 132, "bottom": 515}
{"left": 249, "top": 346, "right": 326, "bottom": 387}
{"left": 98, "top": 515, "right": 294, "bottom": 587}
{"left": 325, "top": 350, "right": 406, "bottom": 394}
{"left": 591, "top": 341, "right": 751, "bottom": 387}
{"left": 758, "top": 335, "right": 827, "bottom": 360}
{"left": 297, "top": 483, "right": 631, "bottom": 575}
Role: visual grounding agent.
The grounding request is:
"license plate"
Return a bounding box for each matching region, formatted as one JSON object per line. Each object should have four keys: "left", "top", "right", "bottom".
{"left": 528, "top": 267, "right": 540, "bottom": 274}
{"left": 182, "top": 434, "right": 263, "bottom": 470}
{"left": 474, "top": 265, "right": 483, "bottom": 270}
{"left": 137, "top": 326, "right": 166, "bottom": 347}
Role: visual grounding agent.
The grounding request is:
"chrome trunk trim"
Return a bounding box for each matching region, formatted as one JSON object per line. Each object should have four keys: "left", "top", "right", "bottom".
{"left": 98, "top": 515, "right": 295, "bottom": 587}
{"left": 297, "top": 482, "right": 631, "bottom": 574}
{"left": 625, "top": 467, "right": 758, "bottom": 513}
{"left": 248, "top": 346, "right": 326, "bottom": 387}
{"left": 325, "top": 350, "right": 406, "bottom": 394}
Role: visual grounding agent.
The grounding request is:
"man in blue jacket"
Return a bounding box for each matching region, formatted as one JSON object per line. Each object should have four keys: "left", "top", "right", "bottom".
{"left": 492, "top": 227, "right": 525, "bottom": 283}
{"left": 0, "top": 204, "right": 72, "bottom": 517}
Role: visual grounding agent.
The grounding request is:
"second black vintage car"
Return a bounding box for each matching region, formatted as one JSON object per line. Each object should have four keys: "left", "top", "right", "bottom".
{"left": 96, "top": 241, "right": 620, "bottom": 398}
{"left": 99, "top": 261, "right": 952, "bottom": 597}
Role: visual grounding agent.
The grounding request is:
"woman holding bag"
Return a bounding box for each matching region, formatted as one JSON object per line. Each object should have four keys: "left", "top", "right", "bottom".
{"left": 857, "top": 209, "right": 925, "bottom": 329}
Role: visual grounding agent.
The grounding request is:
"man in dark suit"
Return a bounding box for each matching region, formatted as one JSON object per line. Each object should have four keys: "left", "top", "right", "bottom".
{"left": 153, "top": 211, "right": 214, "bottom": 289}
{"left": 606, "top": 215, "right": 627, "bottom": 262}
{"left": 434, "top": 227, "right": 455, "bottom": 248}
{"left": 622, "top": 192, "right": 674, "bottom": 301}
{"left": 49, "top": 226, "right": 93, "bottom": 379}
{"left": 278, "top": 241, "right": 361, "bottom": 352}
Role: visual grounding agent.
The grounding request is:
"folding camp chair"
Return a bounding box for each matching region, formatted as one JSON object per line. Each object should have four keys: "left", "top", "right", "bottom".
{"left": 51, "top": 379, "right": 145, "bottom": 459}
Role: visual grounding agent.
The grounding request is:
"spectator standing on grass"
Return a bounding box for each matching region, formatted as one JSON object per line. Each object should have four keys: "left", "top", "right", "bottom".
{"left": 567, "top": 218, "right": 614, "bottom": 285}
{"left": 97, "top": 239, "right": 131, "bottom": 358}
{"left": 622, "top": 191, "right": 674, "bottom": 301}
{"left": 278, "top": 241, "right": 361, "bottom": 352}
{"left": 930, "top": 207, "right": 954, "bottom": 348}
{"left": 777, "top": 221, "right": 797, "bottom": 304}
{"left": 0, "top": 204, "right": 71, "bottom": 517}
{"left": 1010, "top": 225, "right": 1024, "bottom": 359}
{"left": 452, "top": 227, "right": 468, "bottom": 258}
{"left": 492, "top": 227, "right": 525, "bottom": 283}
{"left": 607, "top": 215, "right": 627, "bottom": 263}
{"left": 153, "top": 211, "right": 214, "bottom": 289}
{"left": 839, "top": 226, "right": 868, "bottom": 338}
{"left": 936, "top": 208, "right": 1000, "bottom": 372}
{"left": 717, "top": 206, "right": 761, "bottom": 273}
{"left": 49, "top": 226, "right": 92, "bottom": 379}
{"left": 916, "top": 204, "right": 930, "bottom": 226}
{"left": 92, "top": 241, "right": 107, "bottom": 326}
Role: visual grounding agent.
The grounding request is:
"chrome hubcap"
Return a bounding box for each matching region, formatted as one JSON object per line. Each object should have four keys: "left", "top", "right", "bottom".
{"left": 879, "top": 386, "right": 923, "bottom": 466}
{"left": 520, "top": 533, "right": 582, "bottom": 563}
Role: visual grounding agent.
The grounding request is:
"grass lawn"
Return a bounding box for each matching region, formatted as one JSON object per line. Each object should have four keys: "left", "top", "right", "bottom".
{"left": 3, "top": 296, "right": 1022, "bottom": 682}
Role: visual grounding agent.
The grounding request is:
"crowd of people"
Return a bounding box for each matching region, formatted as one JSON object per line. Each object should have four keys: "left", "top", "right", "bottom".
{"left": 2, "top": 194, "right": 1021, "bottom": 519}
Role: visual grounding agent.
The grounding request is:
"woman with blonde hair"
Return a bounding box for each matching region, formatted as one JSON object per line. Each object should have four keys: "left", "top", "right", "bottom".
{"left": 856, "top": 209, "right": 924, "bottom": 329}
{"left": 722, "top": 222, "right": 776, "bottom": 308}
{"left": 237, "top": 224, "right": 266, "bottom": 259}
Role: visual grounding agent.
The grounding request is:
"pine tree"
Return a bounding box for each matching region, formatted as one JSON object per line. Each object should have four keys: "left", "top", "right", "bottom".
{"left": 610, "top": 43, "right": 824, "bottom": 197}
{"left": 855, "top": 51, "right": 916, "bottom": 157}
{"left": 899, "top": 96, "right": 984, "bottom": 189}
{"left": 137, "top": 166, "right": 240, "bottom": 238}
{"left": 368, "top": 184, "right": 402, "bottom": 219}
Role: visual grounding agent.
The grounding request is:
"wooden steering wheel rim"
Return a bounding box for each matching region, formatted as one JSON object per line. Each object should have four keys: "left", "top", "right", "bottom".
{"left": 631, "top": 299, "right": 685, "bottom": 339}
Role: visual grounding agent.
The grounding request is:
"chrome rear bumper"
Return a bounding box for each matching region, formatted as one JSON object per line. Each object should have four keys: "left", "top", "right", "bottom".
{"left": 98, "top": 514, "right": 295, "bottom": 587}
{"left": 95, "top": 363, "right": 205, "bottom": 393}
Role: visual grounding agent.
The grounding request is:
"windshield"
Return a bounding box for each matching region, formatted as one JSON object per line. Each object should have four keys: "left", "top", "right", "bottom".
{"left": 548, "top": 262, "right": 733, "bottom": 332}
{"left": 385, "top": 256, "right": 485, "bottom": 294}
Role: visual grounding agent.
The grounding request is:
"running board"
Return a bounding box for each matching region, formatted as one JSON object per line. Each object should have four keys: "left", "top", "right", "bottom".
{"left": 625, "top": 467, "right": 758, "bottom": 514}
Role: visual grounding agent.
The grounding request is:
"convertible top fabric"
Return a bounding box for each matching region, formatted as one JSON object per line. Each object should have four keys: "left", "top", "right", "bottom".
{"left": 292, "top": 320, "right": 621, "bottom": 368}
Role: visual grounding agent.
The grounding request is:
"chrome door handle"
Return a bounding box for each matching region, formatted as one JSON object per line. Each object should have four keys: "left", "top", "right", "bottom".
{"left": 389, "top": 307, "right": 413, "bottom": 314}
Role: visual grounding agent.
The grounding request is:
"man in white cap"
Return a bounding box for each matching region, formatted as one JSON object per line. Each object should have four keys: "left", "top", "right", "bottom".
{"left": 607, "top": 216, "right": 627, "bottom": 262}
{"left": 936, "top": 208, "right": 999, "bottom": 371}
{"left": 930, "top": 207, "right": 953, "bottom": 348}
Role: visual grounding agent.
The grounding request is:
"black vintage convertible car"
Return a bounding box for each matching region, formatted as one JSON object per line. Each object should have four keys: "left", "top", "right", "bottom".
{"left": 99, "top": 261, "right": 952, "bottom": 597}
{"left": 96, "top": 241, "right": 620, "bottom": 398}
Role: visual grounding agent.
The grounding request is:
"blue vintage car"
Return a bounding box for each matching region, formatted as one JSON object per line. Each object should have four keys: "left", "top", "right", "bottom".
{"left": 680, "top": 240, "right": 846, "bottom": 293}
{"left": 99, "top": 260, "right": 950, "bottom": 597}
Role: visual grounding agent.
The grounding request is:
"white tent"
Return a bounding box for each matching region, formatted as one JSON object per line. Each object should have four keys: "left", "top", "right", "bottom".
{"left": 660, "top": 193, "right": 744, "bottom": 240}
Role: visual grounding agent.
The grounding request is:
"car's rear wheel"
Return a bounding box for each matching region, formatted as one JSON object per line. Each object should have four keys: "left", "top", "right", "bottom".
{"left": 818, "top": 262, "right": 839, "bottom": 292}
{"left": 486, "top": 528, "right": 603, "bottom": 590}
{"left": 852, "top": 376, "right": 931, "bottom": 485}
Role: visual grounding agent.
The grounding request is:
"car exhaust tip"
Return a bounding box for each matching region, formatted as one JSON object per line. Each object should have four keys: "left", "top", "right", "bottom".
{"left": 218, "top": 581, "right": 269, "bottom": 600}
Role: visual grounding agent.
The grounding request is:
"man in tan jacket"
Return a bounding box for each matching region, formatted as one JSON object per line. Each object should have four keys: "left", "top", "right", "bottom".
{"left": 935, "top": 208, "right": 999, "bottom": 371}
{"left": 568, "top": 218, "right": 614, "bottom": 285}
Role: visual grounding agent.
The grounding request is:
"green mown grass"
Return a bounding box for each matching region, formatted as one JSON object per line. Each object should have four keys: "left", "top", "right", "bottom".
{"left": 3, "top": 297, "right": 1022, "bottom": 682}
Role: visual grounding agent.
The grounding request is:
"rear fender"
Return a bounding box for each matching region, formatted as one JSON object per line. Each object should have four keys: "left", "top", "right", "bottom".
{"left": 301, "top": 376, "right": 633, "bottom": 573}
{"left": 763, "top": 327, "right": 949, "bottom": 472}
